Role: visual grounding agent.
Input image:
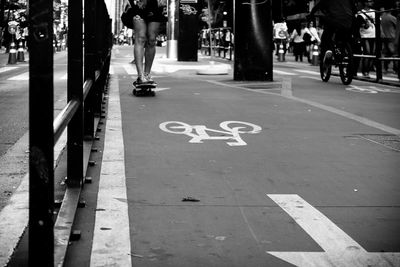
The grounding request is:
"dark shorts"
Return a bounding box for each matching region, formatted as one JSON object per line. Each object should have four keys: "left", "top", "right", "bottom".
{"left": 132, "top": 5, "right": 167, "bottom": 23}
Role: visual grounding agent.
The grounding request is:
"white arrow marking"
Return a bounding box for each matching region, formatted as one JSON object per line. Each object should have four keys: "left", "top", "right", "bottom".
{"left": 267, "top": 194, "right": 400, "bottom": 267}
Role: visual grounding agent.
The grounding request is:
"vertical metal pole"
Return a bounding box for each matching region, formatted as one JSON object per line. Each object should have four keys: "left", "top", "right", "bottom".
{"left": 167, "top": 0, "right": 178, "bottom": 59}
{"left": 234, "top": 0, "right": 273, "bottom": 81}
{"left": 177, "top": 0, "right": 200, "bottom": 61}
{"left": 84, "top": 0, "right": 96, "bottom": 139}
{"left": 28, "top": 0, "right": 54, "bottom": 264}
{"left": 68, "top": 0, "right": 83, "bottom": 187}
{"left": 375, "top": 11, "right": 382, "bottom": 81}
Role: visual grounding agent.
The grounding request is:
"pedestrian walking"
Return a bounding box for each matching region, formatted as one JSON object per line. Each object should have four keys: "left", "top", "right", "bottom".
{"left": 395, "top": 1, "right": 400, "bottom": 75}
{"left": 380, "top": 4, "right": 398, "bottom": 74}
{"left": 359, "top": 0, "right": 376, "bottom": 77}
{"left": 290, "top": 24, "right": 306, "bottom": 62}
{"left": 306, "top": 21, "right": 321, "bottom": 63}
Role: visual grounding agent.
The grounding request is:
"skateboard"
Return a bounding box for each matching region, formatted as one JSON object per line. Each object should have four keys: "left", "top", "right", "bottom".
{"left": 132, "top": 83, "right": 157, "bottom": 97}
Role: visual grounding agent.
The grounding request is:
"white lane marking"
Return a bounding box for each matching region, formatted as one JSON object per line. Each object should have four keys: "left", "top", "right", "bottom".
{"left": 90, "top": 77, "right": 132, "bottom": 266}
{"left": 273, "top": 70, "right": 297, "bottom": 76}
{"left": 159, "top": 121, "right": 261, "bottom": 146}
{"left": 267, "top": 194, "right": 400, "bottom": 267}
{"left": 206, "top": 80, "right": 400, "bottom": 136}
{"left": 60, "top": 73, "right": 68, "bottom": 80}
{"left": 346, "top": 85, "right": 400, "bottom": 94}
{"left": 295, "top": 69, "right": 320, "bottom": 75}
{"left": 7, "top": 72, "right": 28, "bottom": 80}
{"left": 122, "top": 64, "right": 137, "bottom": 75}
{"left": 0, "top": 67, "right": 18, "bottom": 73}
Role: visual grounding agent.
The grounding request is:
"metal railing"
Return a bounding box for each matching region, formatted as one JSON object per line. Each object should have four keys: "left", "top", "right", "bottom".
{"left": 199, "top": 27, "right": 234, "bottom": 60}
{"left": 28, "top": 0, "right": 112, "bottom": 265}
{"left": 353, "top": 8, "right": 400, "bottom": 84}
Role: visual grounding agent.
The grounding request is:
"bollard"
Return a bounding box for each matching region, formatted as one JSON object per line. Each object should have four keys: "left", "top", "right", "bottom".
{"left": 17, "top": 40, "right": 25, "bottom": 62}
{"left": 311, "top": 44, "right": 319, "bottom": 66}
{"left": 281, "top": 77, "right": 292, "bottom": 97}
{"left": 278, "top": 43, "right": 285, "bottom": 62}
{"left": 7, "top": 41, "right": 17, "bottom": 64}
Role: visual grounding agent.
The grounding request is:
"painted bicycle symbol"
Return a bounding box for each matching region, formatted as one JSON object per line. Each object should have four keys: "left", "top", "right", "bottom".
{"left": 159, "top": 121, "right": 262, "bottom": 146}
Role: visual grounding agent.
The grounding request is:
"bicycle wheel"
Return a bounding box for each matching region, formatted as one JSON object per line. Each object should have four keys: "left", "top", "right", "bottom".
{"left": 320, "top": 54, "right": 332, "bottom": 82}
{"left": 338, "top": 43, "right": 354, "bottom": 85}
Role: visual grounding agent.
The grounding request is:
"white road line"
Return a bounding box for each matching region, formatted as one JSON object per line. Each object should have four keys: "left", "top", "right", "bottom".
{"left": 7, "top": 72, "right": 28, "bottom": 80}
{"left": 0, "top": 67, "right": 18, "bottom": 73}
{"left": 295, "top": 69, "right": 320, "bottom": 75}
{"left": 273, "top": 70, "right": 297, "bottom": 75}
{"left": 206, "top": 80, "right": 400, "bottom": 136}
{"left": 266, "top": 194, "right": 400, "bottom": 267}
{"left": 90, "top": 77, "right": 132, "bottom": 266}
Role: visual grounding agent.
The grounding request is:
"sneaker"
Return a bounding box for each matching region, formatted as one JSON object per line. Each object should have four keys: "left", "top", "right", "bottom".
{"left": 133, "top": 75, "right": 146, "bottom": 86}
{"left": 362, "top": 72, "right": 370, "bottom": 77}
{"left": 144, "top": 73, "right": 155, "bottom": 84}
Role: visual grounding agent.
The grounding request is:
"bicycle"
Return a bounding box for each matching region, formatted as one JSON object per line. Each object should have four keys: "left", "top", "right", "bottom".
{"left": 320, "top": 33, "right": 354, "bottom": 85}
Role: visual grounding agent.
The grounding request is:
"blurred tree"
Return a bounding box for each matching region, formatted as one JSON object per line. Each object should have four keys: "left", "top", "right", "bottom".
{"left": 200, "top": 0, "right": 231, "bottom": 28}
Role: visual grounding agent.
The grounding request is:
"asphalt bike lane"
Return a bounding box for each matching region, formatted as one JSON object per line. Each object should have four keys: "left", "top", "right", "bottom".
{"left": 97, "top": 52, "right": 400, "bottom": 266}
{"left": 273, "top": 62, "right": 400, "bottom": 131}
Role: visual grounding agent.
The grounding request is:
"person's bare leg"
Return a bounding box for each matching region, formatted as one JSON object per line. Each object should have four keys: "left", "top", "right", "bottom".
{"left": 133, "top": 16, "right": 147, "bottom": 80}
{"left": 144, "top": 22, "right": 160, "bottom": 75}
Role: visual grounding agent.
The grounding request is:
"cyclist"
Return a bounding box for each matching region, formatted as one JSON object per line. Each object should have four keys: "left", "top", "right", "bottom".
{"left": 308, "top": 0, "right": 357, "bottom": 65}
